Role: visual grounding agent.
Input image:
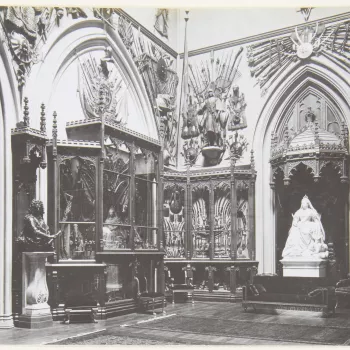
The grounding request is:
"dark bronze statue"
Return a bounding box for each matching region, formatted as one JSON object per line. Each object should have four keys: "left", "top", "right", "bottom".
{"left": 18, "top": 200, "right": 61, "bottom": 252}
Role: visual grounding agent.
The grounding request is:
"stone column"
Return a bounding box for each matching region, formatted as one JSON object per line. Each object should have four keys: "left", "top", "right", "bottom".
{"left": 0, "top": 102, "right": 14, "bottom": 328}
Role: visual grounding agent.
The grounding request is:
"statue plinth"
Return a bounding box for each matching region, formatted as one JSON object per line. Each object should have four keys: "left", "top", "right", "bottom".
{"left": 18, "top": 252, "right": 54, "bottom": 328}
{"left": 280, "top": 258, "right": 328, "bottom": 277}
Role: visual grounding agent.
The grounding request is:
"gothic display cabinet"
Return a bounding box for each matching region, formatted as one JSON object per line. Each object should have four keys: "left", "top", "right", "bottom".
{"left": 46, "top": 115, "right": 106, "bottom": 319}
{"left": 163, "top": 159, "right": 258, "bottom": 299}
{"left": 46, "top": 111, "right": 163, "bottom": 318}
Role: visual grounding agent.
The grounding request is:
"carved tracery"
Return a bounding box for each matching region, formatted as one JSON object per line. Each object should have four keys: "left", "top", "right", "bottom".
{"left": 163, "top": 183, "right": 186, "bottom": 258}
{"left": 213, "top": 182, "right": 231, "bottom": 258}
{"left": 270, "top": 95, "right": 349, "bottom": 187}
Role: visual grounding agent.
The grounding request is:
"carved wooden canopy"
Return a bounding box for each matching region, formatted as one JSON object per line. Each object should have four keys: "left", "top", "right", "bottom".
{"left": 270, "top": 118, "right": 349, "bottom": 187}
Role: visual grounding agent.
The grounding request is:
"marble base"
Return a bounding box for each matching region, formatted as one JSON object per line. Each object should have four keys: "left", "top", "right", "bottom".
{"left": 280, "top": 258, "right": 328, "bottom": 277}
{"left": 17, "top": 314, "right": 53, "bottom": 329}
{"left": 24, "top": 303, "right": 52, "bottom": 316}
{"left": 18, "top": 252, "right": 54, "bottom": 328}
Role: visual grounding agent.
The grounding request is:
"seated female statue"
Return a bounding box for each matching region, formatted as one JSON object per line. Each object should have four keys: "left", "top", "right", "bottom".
{"left": 282, "top": 195, "right": 329, "bottom": 259}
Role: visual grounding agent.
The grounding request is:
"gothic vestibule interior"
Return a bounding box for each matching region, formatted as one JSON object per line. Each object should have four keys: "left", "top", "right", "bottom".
{"left": 1, "top": 6, "right": 350, "bottom": 329}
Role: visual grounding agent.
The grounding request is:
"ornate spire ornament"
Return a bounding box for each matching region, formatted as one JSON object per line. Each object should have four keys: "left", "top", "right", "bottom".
{"left": 40, "top": 103, "right": 46, "bottom": 133}
{"left": 52, "top": 111, "right": 57, "bottom": 140}
{"left": 250, "top": 149, "right": 255, "bottom": 172}
{"left": 77, "top": 47, "right": 128, "bottom": 125}
{"left": 23, "top": 97, "right": 29, "bottom": 127}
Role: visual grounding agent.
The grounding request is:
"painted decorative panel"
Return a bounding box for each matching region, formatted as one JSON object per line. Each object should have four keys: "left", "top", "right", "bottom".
{"left": 214, "top": 182, "right": 231, "bottom": 258}
{"left": 163, "top": 184, "right": 186, "bottom": 258}
{"left": 59, "top": 156, "right": 96, "bottom": 223}
{"left": 236, "top": 182, "right": 250, "bottom": 259}
{"left": 192, "top": 185, "right": 210, "bottom": 258}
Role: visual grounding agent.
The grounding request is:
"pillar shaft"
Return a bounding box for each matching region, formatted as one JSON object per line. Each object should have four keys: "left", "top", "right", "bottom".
{"left": 0, "top": 103, "right": 14, "bottom": 328}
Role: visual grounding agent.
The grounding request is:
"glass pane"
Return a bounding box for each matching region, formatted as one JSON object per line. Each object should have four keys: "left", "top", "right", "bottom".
{"left": 104, "top": 141, "right": 130, "bottom": 175}
{"left": 134, "top": 227, "right": 157, "bottom": 249}
{"left": 164, "top": 230, "right": 185, "bottom": 258}
{"left": 58, "top": 223, "right": 95, "bottom": 260}
{"left": 103, "top": 173, "right": 130, "bottom": 225}
{"left": 60, "top": 157, "right": 96, "bottom": 222}
{"left": 237, "top": 189, "right": 250, "bottom": 259}
{"left": 102, "top": 225, "right": 130, "bottom": 250}
{"left": 105, "top": 264, "right": 130, "bottom": 302}
{"left": 134, "top": 149, "right": 157, "bottom": 181}
{"left": 192, "top": 186, "right": 210, "bottom": 258}
{"left": 135, "top": 179, "right": 157, "bottom": 227}
{"left": 164, "top": 185, "right": 186, "bottom": 258}
{"left": 214, "top": 183, "right": 231, "bottom": 258}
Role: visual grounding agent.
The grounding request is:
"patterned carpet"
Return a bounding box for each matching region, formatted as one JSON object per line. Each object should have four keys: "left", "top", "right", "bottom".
{"left": 56, "top": 335, "right": 178, "bottom": 345}
{"left": 133, "top": 315, "right": 350, "bottom": 345}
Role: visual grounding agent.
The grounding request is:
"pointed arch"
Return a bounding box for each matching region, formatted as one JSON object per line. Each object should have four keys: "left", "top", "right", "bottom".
{"left": 23, "top": 19, "right": 157, "bottom": 140}
{"left": 252, "top": 61, "right": 350, "bottom": 274}
{"left": 0, "top": 41, "right": 17, "bottom": 328}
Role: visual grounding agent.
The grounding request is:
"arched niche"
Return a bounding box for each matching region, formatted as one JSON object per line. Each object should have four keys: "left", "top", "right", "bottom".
{"left": 23, "top": 20, "right": 157, "bottom": 141}
{"left": 274, "top": 161, "right": 347, "bottom": 277}
{"left": 252, "top": 62, "right": 350, "bottom": 274}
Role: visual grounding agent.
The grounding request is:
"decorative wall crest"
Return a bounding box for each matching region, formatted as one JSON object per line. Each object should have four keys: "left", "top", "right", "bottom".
{"left": 0, "top": 7, "right": 87, "bottom": 89}
{"left": 154, "top": 9, "right": 169, "bottom": 39}
{"left": 247, "top": 16, "right": 350, "bottom": 96}
{"left": 227, "top": 131, "right": 249, "bottom": 162}
{"left": 181, "top": 138, "right": 201, "bottom": 166}
{"left": 78, "top": 47, "right": 129, "bottom": 125}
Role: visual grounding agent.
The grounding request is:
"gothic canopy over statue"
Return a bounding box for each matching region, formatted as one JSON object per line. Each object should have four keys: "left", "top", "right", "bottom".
{"left": 270, "top": 109, "right": 349, "bottom": 186}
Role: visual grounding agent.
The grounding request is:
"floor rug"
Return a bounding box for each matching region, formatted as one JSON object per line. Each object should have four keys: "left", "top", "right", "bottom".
{"left": 132, "top": 315, "right": 350, "bottom": 345}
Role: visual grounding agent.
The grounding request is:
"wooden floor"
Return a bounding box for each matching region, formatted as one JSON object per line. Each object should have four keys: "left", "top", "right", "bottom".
{"left": 2, "top": 302, "right": 350, "bottom": 345}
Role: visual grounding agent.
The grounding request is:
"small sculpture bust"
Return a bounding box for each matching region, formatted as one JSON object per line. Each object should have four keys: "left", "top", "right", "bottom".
{"left": 282, "top": 195, "right": 329, "bottom": 259}
{"left": 19, "top": 200, "right": 60, "bottom": 252}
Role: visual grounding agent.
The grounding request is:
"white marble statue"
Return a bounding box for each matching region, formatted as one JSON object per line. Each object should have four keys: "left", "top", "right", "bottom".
{"left": 282, "top": 195, "right": 329, "bottom": 259}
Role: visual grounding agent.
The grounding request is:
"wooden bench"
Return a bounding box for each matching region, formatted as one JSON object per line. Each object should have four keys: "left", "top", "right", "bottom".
{"left": 242, "top": 275, "right": 336, "bottom": 318}
{"left": 135, "top": 276, "right": 166, "bottom": 316}
{"left": 171, "top": 287, "right": 195, "bottom": 304}
{"left": 169, "top": 279, "right": 195, "bottom": 305}
{"left": 335, "top": 276, "right": 350, "bottom": 308}
{"left": 61, "top": 291, "right": 100, "bottom": 324}
{"left": 63, "top": 305, "right": 98, "bottom": 324}
{"left": 242, "top": 290, "right": 332, "bottom": 317}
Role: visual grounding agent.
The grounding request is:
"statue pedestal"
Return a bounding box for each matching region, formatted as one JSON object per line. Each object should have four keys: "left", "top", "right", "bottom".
{"left": 18, "top": 252, "right": 54, "bottom": 328}
{"left": 202, "top": 146, "right": 223, "bottom": 166}
{"left": 280, "top": 258, "right": 328, "bottom": 278}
